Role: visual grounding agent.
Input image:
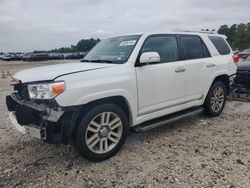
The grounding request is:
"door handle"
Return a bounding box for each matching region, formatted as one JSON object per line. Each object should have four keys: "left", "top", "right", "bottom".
{"left": 206, "top": 63, "right": 216, "bottom": 68}
{"left": 175, "top": 67, "right": 186, "bottom": 73}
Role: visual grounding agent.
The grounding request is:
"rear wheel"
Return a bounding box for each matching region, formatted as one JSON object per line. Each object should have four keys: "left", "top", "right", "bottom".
{"left": 204, "top": 81, "right": 227, "bottom": 117}
{"left": 73, "top": 103, "right": 129, "bottom": 162}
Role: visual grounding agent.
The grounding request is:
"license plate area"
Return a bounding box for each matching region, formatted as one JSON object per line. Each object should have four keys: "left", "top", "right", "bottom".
{"left": 24, "top": 125, "right": 45, "bottom": 139}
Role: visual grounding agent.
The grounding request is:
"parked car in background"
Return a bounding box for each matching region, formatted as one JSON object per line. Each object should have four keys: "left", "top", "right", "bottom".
{"left": 0, "top": 53, "right": 22, "bottom": 61}
{"left": 233, "top": 49, "right": 240, "bottom": 55}
{"left": 22, "top": 53, "right": 49, "bottom": 61}
{"left": 233, "top": 55, "right": 250, "bottom": 91}
{"left": 21, "top": 53, "right": 31, "bottom": 61}
{"left": 2, "top": 52, "right": 87, "bottom": 62}
{"left": 48, "top": 53, "right": 64, "bottom": 60}
{"left": 64, "top": 52, "right": 86, "bottom": 60}
{"left": 237, "top": 49, "right": 250, "bottom": 60}
{"left": 244, "top": 55, "right": 250, "bottom": 62}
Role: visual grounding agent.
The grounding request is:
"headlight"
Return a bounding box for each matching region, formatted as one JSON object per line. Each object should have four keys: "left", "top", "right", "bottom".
{"left": 27, "top": 81, "right": 65, "bottom": 99}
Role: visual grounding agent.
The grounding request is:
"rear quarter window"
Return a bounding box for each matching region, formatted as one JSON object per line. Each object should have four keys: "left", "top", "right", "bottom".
{"left": 208, "top": 36, "right": 231, "bottom": 55}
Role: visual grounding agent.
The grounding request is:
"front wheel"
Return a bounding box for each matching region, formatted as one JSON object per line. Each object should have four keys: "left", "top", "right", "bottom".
{"left": 73, "top": 103, "right": 129, "bottom": 162}
{"left": 204, "top": 81, "right": 227, "bottom": 117}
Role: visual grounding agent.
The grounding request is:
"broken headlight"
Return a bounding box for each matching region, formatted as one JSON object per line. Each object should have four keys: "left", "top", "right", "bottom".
{"left": 27, "top": 81, "right": 65, "bottom": 100}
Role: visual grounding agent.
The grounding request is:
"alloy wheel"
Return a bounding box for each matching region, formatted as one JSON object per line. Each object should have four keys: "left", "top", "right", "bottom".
{"left": 210, "top": 86, "right": 225, "bottom": 113}
{"left": 85, "top": 112, "right": 123, "bottom": 154}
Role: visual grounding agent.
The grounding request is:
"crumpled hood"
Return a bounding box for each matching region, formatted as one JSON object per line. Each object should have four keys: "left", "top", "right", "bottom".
{"left": 14, "top": 62, "right": 115, "bottom": 83}
{"left": 237, "top": 60, "right": 250, "bottom": 71}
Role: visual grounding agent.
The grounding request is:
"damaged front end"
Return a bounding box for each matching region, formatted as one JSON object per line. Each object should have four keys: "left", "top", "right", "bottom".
{"left": 6, "top": 82, "right": 79, "bottom": 144}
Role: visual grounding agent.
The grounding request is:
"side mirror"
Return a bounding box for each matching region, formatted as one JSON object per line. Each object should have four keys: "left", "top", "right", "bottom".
{"left": 139, "top": 52, "right": 160, "bottom": 64}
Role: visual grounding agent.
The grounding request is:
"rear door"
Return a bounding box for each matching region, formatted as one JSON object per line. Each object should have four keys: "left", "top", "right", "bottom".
{"left": 178, "top": 35, "right": 215, "bottom": 102}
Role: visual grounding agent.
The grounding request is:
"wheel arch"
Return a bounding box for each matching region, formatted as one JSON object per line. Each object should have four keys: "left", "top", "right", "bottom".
{"left": 70, "top": 95, "right": 133, "bottom": 141}
{"left": 211, "top": 74, "right": 230, "bottom": 95}
{"left": 202, "top": 74, "right": 230, "bottom": 105}
{"left": 82, "top": 95, "right": 132, "bottom": 120}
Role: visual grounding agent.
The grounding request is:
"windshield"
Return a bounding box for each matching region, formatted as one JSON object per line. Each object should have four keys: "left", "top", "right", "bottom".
{"left": 243, "top": 49, "right": 250, "bottom": 52}
{"left": 82, "top": 35, "right": 141, "bottom": 64}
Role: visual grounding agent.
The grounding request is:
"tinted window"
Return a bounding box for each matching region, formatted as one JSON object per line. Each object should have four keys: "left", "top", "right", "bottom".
{"left": 180, "top": 36, "right": 204, "bottom": 60}
{"left": 141, "top": 36, "right": 179, "bottom": 63}
{"left": 202, "top": 42, "right": 210, "bottom": 58}
{"left": 209, "top": 36, "right": 231, "bottom": 55}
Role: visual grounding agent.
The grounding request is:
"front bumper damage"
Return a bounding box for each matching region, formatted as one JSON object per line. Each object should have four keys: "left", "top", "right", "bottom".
{"left": 9, "top": 111, "right": 44, "bottom": 138}
{"left": 6, "top": 92, "right": 78, "bottom": 144}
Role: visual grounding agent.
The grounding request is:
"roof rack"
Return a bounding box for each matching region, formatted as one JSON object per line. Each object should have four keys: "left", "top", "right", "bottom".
{"left": 173, "top": 29, "right": 217, "bottom": 34}
{"left": 185, "top": 30, "right": 216, "bottom": 34}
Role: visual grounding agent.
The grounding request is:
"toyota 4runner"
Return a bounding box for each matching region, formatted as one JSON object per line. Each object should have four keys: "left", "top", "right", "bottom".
{"left": 6, "top": 32, "right": 237, "bottom": 161}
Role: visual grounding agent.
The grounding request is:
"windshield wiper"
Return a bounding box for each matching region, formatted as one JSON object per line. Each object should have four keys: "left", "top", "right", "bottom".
{"left": 81, "top": 59, "right": 113, "bottom": 63}
{"left": 90, "top": 59, "right": 114, "bottom": 63}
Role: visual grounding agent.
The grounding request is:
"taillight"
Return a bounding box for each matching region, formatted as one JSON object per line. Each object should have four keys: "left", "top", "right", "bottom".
{"left": 233, "top": 55, "right": 239, "bottom": 64}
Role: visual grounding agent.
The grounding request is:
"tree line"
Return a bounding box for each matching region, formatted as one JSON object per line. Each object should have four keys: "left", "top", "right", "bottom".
{"left": 48, "top": 38, "right": 101, "bottom": 53}
{"left": 218, "top": 23, "right": 250, "bottom": 50}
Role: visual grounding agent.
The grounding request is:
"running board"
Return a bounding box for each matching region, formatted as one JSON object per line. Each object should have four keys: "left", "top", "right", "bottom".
{"left": 131, "top": 107, "right": 204, "bottom": 133}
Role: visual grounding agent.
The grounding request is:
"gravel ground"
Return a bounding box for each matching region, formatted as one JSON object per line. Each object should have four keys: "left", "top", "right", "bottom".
{"left": 0, "top": 60, "right": 250, "bottom": 188}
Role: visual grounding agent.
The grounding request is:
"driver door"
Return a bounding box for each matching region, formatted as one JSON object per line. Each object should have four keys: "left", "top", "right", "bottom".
{"left": 135, "top": 35, "right": 186, "bottom": 116}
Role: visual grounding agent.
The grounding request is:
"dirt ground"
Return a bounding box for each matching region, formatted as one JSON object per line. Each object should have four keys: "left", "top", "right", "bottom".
{"left": 0, "top": 60, "right": 250, "bottom": 188}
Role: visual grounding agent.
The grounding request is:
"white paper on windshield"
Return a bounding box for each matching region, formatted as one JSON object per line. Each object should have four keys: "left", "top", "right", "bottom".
{"left": 119, "top": 40, "right": 136, "bottom": 47}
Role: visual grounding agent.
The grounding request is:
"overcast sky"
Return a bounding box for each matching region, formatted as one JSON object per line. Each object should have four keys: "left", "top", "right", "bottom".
{"left": 0, "top": 0, "right": 249, "bottom": 52}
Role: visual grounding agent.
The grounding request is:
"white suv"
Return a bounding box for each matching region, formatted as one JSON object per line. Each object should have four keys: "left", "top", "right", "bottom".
{"left": 6, "top": 32, "right": 237, "bottom": 161}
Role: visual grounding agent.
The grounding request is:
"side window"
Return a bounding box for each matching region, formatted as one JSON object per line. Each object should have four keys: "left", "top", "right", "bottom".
{"left": 180, "top": 36, "right": 205, "bottom": 60}
{"left": 202, "top": 42, "right": 210, "bottom": 58}
{"left": 208, "top": 36, "right": 231, "bottom": 55}
{"left": 141, "top": 36, "right": 179, "bottom": 63}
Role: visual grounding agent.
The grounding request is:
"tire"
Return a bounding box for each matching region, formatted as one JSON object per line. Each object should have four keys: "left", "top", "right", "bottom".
{"left": 204, "top": 81, "right": 227, "bottom": 117}
{"left": 72, "top": 103, "right": 129, "bottom": 162}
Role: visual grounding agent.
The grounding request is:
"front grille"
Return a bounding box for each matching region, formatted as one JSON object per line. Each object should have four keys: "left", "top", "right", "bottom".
{"left": 234, "top": 70, "right": 250, "bottom": 87}
{"left": 14, "top": 84, "right": 29, "bottom": 100}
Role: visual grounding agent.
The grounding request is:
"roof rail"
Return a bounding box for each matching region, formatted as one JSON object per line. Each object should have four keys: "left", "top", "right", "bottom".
{"left": 185, "top": 30, "right": 216, "bottom": 34}
{"left": 173, "top": 29, "right": 217, "bottom": 34}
